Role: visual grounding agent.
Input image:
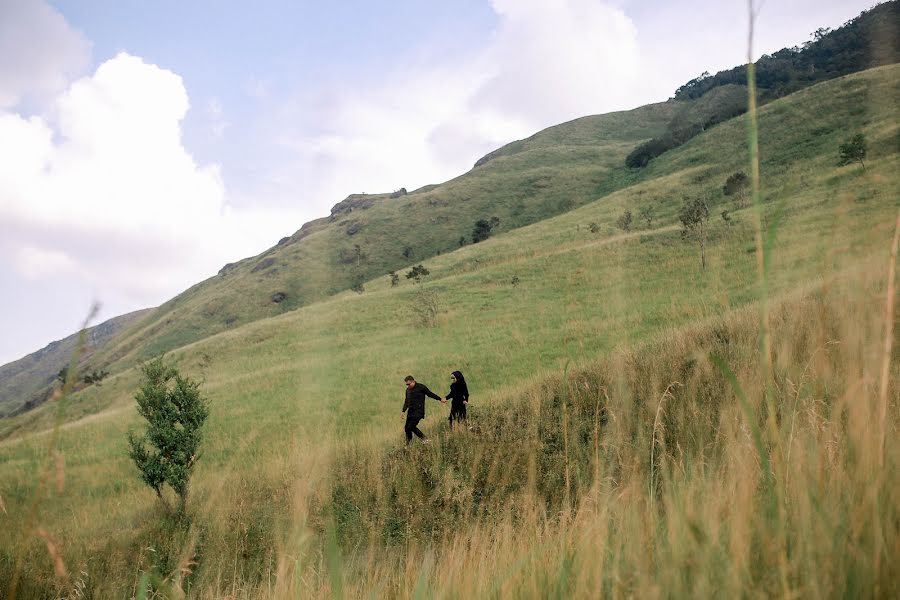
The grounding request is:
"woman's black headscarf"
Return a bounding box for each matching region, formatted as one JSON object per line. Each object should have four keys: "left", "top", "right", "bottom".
{"left": 450, "top": 370, "right": 469, "bottom": 400}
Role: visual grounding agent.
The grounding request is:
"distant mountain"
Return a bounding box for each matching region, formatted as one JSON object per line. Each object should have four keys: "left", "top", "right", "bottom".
{"left": 0, "top": 309, "right": 151, "bottom": 417}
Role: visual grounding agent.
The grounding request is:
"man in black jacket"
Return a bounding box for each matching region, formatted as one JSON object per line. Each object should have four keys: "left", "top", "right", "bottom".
{"left": 402, "top": 375, "right": 445, "bottom": 445}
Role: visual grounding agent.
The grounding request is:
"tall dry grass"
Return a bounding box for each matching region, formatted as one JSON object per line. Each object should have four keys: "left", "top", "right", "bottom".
{"left": 320, "top": 260, "right": 898, "bottom": 598}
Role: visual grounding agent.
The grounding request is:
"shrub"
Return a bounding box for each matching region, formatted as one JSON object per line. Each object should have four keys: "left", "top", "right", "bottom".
{"left": 723, "top": 171, "right": 750, "bottom": 206}
{"left": 838, "top": 133, "right": 867, "bottom": 171}
{"left": 616, "top": 210, "right": 633, "bottom": 232}
{"left": 82, "top": 369, "right": 110, "bottom": 385}
{"left": 406, "top": 264, "right": 430, "bottom": 283}
{"left": 472, "top": 219, "right": 493, "bottom": 243}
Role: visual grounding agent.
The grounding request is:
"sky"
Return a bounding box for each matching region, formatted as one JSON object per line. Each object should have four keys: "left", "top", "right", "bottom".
{"left": 0, "top": 0, "right": 879, "bottom": 365}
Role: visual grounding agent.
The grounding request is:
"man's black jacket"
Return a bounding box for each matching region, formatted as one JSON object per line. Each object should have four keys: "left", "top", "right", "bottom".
{"left": 403, "top": 382, "right": 442, "bottom": 420}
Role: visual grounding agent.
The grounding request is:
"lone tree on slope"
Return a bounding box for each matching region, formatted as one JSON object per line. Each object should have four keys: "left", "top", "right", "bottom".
{"left": 616, "top": 210, "right": 633, "bottom": 232}
{"left": 472, "top": 219, "right": 493, "bottom": 243}
{"left": 639, "top": 205, "right": 654, "bottom": 227}
{"left": 680, "top": 198, "right": 710, "bottom": 270}
{"left": 127, "top": 356, "right": 208, "bottom": 514}
{"left": 838, "top": 133, "right": 867, "bottom": 172}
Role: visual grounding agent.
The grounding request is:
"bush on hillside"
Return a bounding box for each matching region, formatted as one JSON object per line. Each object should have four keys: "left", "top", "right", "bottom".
{"left": 723, "top": 171, "right": 750, "bottom": 206}
{"left": 472, "top": 219, "right": 493, "bottom": 243}
{"left": 406, "top": 264, "right": 430, "bottom": 283}
{"left": 616, "top": 210, "right": 633, "bottom": 232}
{"left": 82, "top": 369, "right": 110, "bottom": 385}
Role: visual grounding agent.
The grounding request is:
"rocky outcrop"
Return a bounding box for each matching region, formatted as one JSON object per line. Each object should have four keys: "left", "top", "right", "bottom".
{"left": 330, "top": 194, "right": 379, "bottom": 216}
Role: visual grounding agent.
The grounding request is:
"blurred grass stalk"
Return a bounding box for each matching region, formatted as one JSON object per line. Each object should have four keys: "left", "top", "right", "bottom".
{"left": 745, "top": 2, "right": 791, "bottom": 597}
{"left": 7, "top": 303, "right": 99, "bottom": 600}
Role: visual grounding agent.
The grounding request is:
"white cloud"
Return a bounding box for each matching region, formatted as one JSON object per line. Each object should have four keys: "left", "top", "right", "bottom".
{"left": 0, "top": 53, "right": 284, "bottom": 305}
{"left": 0, "top": 0, "right": 91, "bottom": 110}
{"left": 263, "top": 0, "right": 645, "bottom": 215}
{"left": 476, "top": 0, "right": 641, "bottom": 123}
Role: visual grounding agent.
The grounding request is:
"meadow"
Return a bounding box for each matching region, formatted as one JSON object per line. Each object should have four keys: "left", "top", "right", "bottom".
{"left": 0, "top": 64, "right": 897, "bottom": 598}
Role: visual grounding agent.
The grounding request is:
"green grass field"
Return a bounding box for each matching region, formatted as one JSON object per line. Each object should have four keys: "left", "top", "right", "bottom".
{"left": 1, "top": 64, "right": 898, "bottom": 598}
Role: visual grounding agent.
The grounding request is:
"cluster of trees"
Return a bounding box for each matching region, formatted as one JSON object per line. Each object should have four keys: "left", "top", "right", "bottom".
{"left": 674, "top": 3, "right": 898, "bottom": 102}
{"left": 628, "top": 1, "right": 898, "bottom": 169}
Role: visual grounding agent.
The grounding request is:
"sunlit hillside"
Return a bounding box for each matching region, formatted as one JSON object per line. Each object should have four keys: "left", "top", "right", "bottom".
{"left": 1, "top": 59, "right": 897, "bottom": 598}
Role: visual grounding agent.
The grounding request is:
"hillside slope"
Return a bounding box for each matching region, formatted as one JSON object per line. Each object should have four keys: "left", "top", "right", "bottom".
{"left": 0, "top": 309, "right": 151, "bottom": 417}
{"left": 2, "top": 63, "right": 895, "bottom": 437}
{"left": 86, "top": 101, "right": 680, "bottom": 368}
{"left": 1, "top": 64, "right": 896, "bottom": 596}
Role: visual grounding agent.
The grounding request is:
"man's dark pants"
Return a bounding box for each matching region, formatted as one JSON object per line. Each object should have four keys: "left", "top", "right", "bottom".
{"left": 405, "top": 415, "right": 425, "bottom": 443}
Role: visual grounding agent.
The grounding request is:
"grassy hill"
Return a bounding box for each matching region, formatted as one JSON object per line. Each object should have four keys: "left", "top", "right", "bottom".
{"left": 83, "top": 101, "right": 681, "bottom": 371}
{"left": 1, "top": 62, "right": 897, "bottom": 598}
{"left": 0, "top": 309, "right": 151, "bottom": 418}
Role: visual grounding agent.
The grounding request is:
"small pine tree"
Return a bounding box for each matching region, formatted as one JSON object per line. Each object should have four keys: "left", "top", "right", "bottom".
{"left": 127, "top": 357, "right": 208, "bottom": 513}
{"left": 838, "top": 133, "right": 867, "bottom": 171}
{"left": 588, "top": 222, "right": 600, "bottom": 234}
{"left": 458, "top": 236, "right": 466, "bottom": 247}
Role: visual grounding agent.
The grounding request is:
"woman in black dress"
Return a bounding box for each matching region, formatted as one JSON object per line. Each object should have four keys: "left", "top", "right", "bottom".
{"left": 445, "top": 370, "right": 469, "bottom": 429}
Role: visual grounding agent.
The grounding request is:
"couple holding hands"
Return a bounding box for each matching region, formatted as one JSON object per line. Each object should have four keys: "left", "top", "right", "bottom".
{"left": 401, "top": 371, "right": 469, "bottom": 445}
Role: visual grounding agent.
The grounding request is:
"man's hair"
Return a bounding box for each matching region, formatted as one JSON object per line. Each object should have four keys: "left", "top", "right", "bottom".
{"left": 404, "top": 375, "right": 415, "bottom": 382}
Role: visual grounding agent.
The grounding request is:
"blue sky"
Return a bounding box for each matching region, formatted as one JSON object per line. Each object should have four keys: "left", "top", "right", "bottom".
{"left": 0, "top": 0, "right": 878, "bottom": 365}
